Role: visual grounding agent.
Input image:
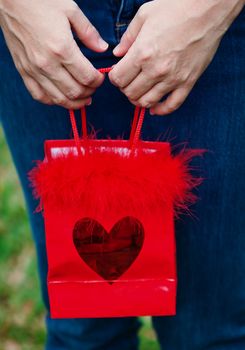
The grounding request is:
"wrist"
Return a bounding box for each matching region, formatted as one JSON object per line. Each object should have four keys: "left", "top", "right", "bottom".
{"left": 195, "top": 0, "right": 244, "bottom": 23}
{"left": 183, "top": 0, "right": 244, "bottom": 39}
{"left": 214, "top": 0, "right": 244, "bottom": 36}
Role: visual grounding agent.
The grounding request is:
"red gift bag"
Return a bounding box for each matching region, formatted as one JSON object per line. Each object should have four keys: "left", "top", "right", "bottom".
{"left": 29, "top": 68, "right": 203, "bottom": 318}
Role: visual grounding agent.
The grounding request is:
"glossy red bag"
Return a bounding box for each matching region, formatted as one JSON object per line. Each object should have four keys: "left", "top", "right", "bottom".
{"left": 29, "top": 68, "right": 202, "bottom": 318}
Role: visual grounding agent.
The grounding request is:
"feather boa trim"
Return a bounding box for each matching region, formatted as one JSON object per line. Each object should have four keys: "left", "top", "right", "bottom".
{"left": 29, "top": 145, "right": 204, "bottom": 217}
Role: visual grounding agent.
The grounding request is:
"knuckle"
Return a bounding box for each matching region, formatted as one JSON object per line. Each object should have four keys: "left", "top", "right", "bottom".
{"left": 128, "top": 99, "right": 140, "bottom": 107}
{"left": 167, "top": 100, "right": 182, "bottom": 113}
{"left": 49, "top": 40, "right": 70, "bottom": 58}
{"left": 81, "top": 71, "right": 97, "bottom": 86}
{"left": 33, "top": 55, "right": 51, "bottom": 72}
{"left": 84, "top": 88, "right": 95, "bottom": 97}
{"left": 139, "top": 98, "right": 153, "bottom": 108}
{"left": 138, "top": 47, "right": 153, "bottom": 63}
{"left": 167, "top": 73, "right": 180, "bottom": 87}
{"left": 131, "top": 57, "right": 142, "bottom": 71}
{"left": 168, "top": 105, "right": 177, "bottom": 113}
{"left": 65, "top": 100, "right": 84, "bottom": 109}
{"left": 31, "top": 91, "right": 45, "bottom": 102}
{"left": 62, "top": 101, "right": 73, "bottom": 109}
{"left": 168, "top": 76, "right": 178, "bottom": 87}
{"left": 53, "top": 97, "right": 67, "bottom": 106}
{"left": 137, "top": 3, "right": 150, "bottom": 19}
{"left": 153, "top": 62, "right": 170, "bottom": 77}
{"left": 66, "top": 88, "right": 83, "bottom": 100}
{"left": 43, "top": 98, "right": 53, "bottom": 105}
{"left": 179, "top": 70, "right": 190, "bottom": 84}
{"left": 167, "top": 106, "right": 177, "bottom": 114}
{"left": 172, "top": 71, "right": 183, "bottom": 85}
{"left": 123, "top": 88, "right": 133, "bottom": 99}
{"left": 110, "top": 74, "right": 123, "bottom": 87}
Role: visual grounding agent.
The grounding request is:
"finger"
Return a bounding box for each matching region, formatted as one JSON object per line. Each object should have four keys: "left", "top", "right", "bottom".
{"left": 150, "top": 85, "right": 190, "bottom": 115}
{"left": 22, "top": 74, "right": 53, "bottom": 104}
{"left": 42, "top": 65, "right": 95, "bottom": 100}
{"left": 68, "top": 6, "right": 108, "bottom": 52}
{"left": 131, "top": 81, "right": 173, "bottom": 108}
{"left": 35, "top": 74, "right": 92, "bottom": 109}
{"left": 113, "top": 4, "right": 148, "bottom": 57}
{"left": 63, "top": 96, "right": 92, "bottom": 110}
{"left": 109, "top": 47, "right": 141, "bottom": 88}
{"left": 122, "top": 70, "right": 163, "bottom": 101}
{"left": 63, "top": 40, "right": 105, "bottom": 88}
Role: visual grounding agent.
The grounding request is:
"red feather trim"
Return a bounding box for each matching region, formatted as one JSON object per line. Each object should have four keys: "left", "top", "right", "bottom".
{"left": 29, "top": 146, "right": 204, "bottom": 217}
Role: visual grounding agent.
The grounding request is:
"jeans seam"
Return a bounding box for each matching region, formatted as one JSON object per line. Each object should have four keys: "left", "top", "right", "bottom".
{"left": 116, "top": 0, "right": 125, "bottom": 25}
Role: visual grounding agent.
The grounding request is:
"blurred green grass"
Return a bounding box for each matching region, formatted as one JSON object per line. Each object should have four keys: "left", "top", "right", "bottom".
{"left": 0, "top": 126, "right": 160, "bottom": 350}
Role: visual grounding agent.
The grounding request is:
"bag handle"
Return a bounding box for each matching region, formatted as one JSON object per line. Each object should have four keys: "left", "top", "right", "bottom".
{"left": 69, "top": 67, "right": 146, "bottom": 154}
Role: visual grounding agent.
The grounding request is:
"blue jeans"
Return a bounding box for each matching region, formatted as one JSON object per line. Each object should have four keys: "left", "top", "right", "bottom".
{"left": 0, "top": 1, "right": 244, "bottom": 349}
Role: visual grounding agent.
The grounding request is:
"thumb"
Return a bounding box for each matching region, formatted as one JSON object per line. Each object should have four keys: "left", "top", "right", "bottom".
{"left": 113, "top": 9, "right": 145, "bottom": 57}
{"left": 68, "top": 8, "right": 108, "bottom": 52}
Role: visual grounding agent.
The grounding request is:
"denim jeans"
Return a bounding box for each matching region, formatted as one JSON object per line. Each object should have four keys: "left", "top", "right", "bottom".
{"left": 0, "top": 1, "right": 244, "bottom": 349}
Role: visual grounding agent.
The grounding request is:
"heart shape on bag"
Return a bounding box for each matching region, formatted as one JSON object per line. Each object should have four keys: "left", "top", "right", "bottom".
{"left": 73, "top": 216, "right": 144, "bottom": 282}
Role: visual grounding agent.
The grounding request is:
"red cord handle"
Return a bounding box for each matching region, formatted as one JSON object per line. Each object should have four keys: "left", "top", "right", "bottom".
{"left": 69, "top": 67, "right": 146, "bottom": 154}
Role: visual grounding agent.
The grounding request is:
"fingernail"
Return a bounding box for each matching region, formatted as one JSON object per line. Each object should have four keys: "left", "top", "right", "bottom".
{"left": 99, "top": 38, "right": 108, "bottom": 50}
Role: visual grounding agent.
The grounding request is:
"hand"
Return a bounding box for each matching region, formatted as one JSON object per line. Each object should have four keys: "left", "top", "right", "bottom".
{"left": 0, "top": 0, "right": 108, "bottom": 108}
{"left": 109, "top": 0, "right": 244, "bottom": 115}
